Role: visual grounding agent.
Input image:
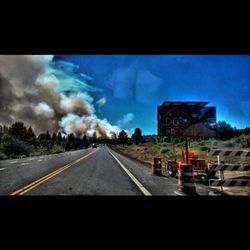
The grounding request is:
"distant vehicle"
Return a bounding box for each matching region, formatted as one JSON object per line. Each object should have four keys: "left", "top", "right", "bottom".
{"left": 92, "top": 143, "right": 97, "bottom": 148}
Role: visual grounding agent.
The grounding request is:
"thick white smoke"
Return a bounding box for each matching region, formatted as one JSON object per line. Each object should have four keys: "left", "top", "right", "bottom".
{"left": 0, "top": 55, "right": 120, "bottom": 138}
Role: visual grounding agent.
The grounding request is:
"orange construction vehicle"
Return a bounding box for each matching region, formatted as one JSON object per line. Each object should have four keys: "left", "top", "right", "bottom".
{"left": 167, "top": 146, "right": 216, "bottom": 178}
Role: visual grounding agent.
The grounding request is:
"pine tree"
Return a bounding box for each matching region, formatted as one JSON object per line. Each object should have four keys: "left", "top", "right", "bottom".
{"left": 25, "top": 126, "right": 37, "bottom": 147}
{"left": 82, "top": 134, "right": 88, "bottom": 148}
{"left": 0, "top": 125, "right": 3, "bottom": 144}
{"left": 92, "top": 132, "right": 97, "bottom": 143}
{"left": 57, "top": 132, "right": 62, "bottom": 145}
{"left": 9, "top": 122, "right": 27, "bottom": 140}
{"left": 52, "top": 132, "right": 57, "bottom": 145}
{"left": 118, "top": 130, "right": 128, "bottom": 144}
{"left": 132, "top": 128, "right": 142, "bottom": 145}
{"left": 45, "top": 131, "right": 51, "bottom": 141}
{"left": 66, "top": 133, "right": 75, "bottom": 150}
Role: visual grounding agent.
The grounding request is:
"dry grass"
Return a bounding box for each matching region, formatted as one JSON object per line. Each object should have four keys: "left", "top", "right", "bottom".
{"left": 211, "top": 171, "right": 250, "bottom": 196}
{"left": 212, "top": 186, "right": 250, "bottom": 196}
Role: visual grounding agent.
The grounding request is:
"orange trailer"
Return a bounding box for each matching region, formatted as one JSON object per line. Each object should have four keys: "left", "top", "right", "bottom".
{"left": 167, "top": 149, "right": 215, "bottom": 178}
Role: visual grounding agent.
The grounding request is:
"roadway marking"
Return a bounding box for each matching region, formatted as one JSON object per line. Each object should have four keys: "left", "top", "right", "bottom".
{"left": 10, "top": 161, "right": 18, "bottom": 164}
{"left": 0, "top": 168, "right": 6, "bottom": 171}
{"left": 108, "top": 149, "right": 152, "bottom": 196}
{"left": 11, "top": 149, "right": 98, "bottom": 196}
{"left": 20, "top": 163, "right": 30, "bottom": 166}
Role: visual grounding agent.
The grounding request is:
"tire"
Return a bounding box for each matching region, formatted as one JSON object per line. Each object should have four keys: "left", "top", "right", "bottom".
{"left": 206, "top": 170, "right": 216, "bottom": 179}
{"left": 168, "top": 164, "right": 177, "bottom": 177}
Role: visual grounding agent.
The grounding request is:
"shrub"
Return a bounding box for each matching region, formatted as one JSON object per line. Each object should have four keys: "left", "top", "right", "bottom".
{"left": 0, "top": 152, "right": 8, "bottom": 160}
{"left": 235, "top": 138, "right": 241, "bottom": 144}
{"left": 2, "top": 134, "right": 33, "bottom": 157}
{"left": 162, "top": 143, "right": 167, "bottom": 147}
{"left": 200, "top": 146, "right": 210, "bottom": 151}
{"left": 54, "top": 149, "right": 64, "bottom": 154}
{"left": 161, "top": 148, "right": 170, "bottom": 154}
{"left": 223, "top": 141, "right": 234, "bottom": 147}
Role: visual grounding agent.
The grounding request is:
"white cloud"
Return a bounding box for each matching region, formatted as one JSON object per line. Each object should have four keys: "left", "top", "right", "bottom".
{"left": 34, "top": 102, "right": 55, "bottom": 118}
{"left": 117, "top": 113, "right": 135, "bottom": 128}
{"left": 96, "top": 97, "right": 106, "bottom": 106}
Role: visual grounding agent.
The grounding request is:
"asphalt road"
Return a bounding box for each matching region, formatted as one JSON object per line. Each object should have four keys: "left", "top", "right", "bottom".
{"left": 0, "top": 145, "right": 211, "bottom": 195}
{"left": 0, "top": 146, "right": 143, "bottom": 195}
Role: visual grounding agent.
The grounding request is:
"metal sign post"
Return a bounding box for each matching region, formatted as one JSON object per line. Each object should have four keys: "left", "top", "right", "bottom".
{"left": 217, "top": 155, "right": 224, "bottom": 193}
{"left": 185, "top": 137, "right": 189, "bottom": 163}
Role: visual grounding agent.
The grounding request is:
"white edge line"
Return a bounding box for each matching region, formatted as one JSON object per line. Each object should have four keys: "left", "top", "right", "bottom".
{"left": 108, "top": 148, "right": 152, "bottom": 196}
{"left": 0, "top": 167, "right": 6, "bottom": 171}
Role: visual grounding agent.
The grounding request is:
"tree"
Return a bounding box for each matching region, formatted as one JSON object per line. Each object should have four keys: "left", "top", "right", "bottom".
{"left": 38, "top": 133, "right": 45, "bottom": 141}
{"left": 216, "top": 121, "right": 238, "bottom": 140}
{"left": 41, "top": 131, "right": 52, "bottom": 149}
{"left": 92, "top": 132, "right": 97, "bottom": 143}
{"left": 74, "top": 138, "right": 83, "bottom": 149}
{"left": 82, "top": 134, "right": 88, "bottom": 148}
{"left": 62, "top": 136, "right": 66, "bottom": 149}
{"left": 64, "top": 140, "right": 71, "bottom": 151}
{"left": 2, "top": 133, "right": 32, "bottom": 157}
{"left": 0, "top": 125, "right": 3, "bottom": 144}
{"left": 64, "top": 133, "right": 75, "bottom": 151}
{"left": 57, "top": 132, "right": 62, "bottom": 145}
{"left": 132, "top": 128, "right": 142, "bottom": 144}
{"left": 38, "top": 133, "right": 45, "bottom": 147}
{"left": 45, "top": 131, "right": 51, "bottom": 141}
{"left": 118, "top": 130, "right": 128, "bottom": 144}
{"left": 52, "top": 132, "right": 57, "bottom": 145}
{"left": 25, "top": 126, "right": 37, "bottom": 147}
{"left": 9, "top": 122, "right": 27, "bottom": 141}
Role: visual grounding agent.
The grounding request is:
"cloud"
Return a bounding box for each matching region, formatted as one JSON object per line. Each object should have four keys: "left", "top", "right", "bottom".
{"left": 96, "top": 97, "right": 106, "bottom": 107}
{"left": 117, "top": 113, "right": 135, "bottom": 128}
{"left": 34, "top": 102, "right": 55, "bottom": 118}
{"left": 0, "top": 55, "right": 120, "bottom": 138}
{"left": 60, "top": 114, "right": 120, "bottom": 138}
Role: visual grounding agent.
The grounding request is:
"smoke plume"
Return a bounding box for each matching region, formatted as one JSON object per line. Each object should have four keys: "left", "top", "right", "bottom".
{"left": 0, "top": 55, "right": 120, "bottom": 138}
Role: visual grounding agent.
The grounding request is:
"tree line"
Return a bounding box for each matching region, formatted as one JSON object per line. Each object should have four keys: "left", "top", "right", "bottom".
{"left": 114, "top": 121, "right": 250, "bottom": 145}
{"left": 110, "top": 128, "right": 143, "bottom": 145}
{"left": 0, "top": 122, "right": 91, "bottom": 159}
{"left": 1, "top": 120, "right": 249, "bottom": 159}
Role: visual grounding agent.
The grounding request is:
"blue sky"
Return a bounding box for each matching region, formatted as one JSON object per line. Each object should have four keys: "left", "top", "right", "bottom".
{"left": 55, "top": 55, "right": 250, "bottom": 135}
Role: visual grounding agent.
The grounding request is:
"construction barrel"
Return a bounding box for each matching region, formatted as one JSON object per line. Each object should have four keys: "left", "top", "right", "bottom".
{"left": 152, "top": 157, "right": 162, "bottom": 176}
{"left": 177, "top": 162, "right": 197, "bottom": 195}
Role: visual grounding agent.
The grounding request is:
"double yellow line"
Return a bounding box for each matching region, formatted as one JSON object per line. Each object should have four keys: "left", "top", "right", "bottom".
{"left": 11, "top": 149, "right": 98, "bottom": 196}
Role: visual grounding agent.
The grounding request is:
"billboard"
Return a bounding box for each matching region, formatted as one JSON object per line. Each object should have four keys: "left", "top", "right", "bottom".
{"left": 158, "top": 102, "right": 216, "bottom": 137}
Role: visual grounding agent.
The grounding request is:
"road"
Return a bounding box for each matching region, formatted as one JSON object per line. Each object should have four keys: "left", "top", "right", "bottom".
{"left": 0, "top": 145, "right": 211, "bottom": 195}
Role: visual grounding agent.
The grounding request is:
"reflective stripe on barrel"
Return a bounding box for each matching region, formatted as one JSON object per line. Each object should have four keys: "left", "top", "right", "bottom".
{"left": 177, "top": 162, "right": 196, "bottom": 194}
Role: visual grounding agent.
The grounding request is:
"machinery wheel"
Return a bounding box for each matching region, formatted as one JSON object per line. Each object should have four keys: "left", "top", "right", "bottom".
{"left": 168, "top": 164, "right": 177, "bottom": 177}
{"left": 206, "top": 170, "right": 216, "bottom": 179}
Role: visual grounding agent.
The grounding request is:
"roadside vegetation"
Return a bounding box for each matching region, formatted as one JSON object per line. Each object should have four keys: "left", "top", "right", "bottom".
{"left": 0, "top": 122, "right": 92, "bottom": 160}
{"left": 111, "top": 122, "right": 250, "bottom": 165}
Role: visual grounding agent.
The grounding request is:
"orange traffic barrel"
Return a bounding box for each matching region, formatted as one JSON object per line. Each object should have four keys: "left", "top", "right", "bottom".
{"left": 152, "top": 157, "right": 162, "bottom": 175}
{"left": 177, "top": 162, "right": 197, "bottom": 195}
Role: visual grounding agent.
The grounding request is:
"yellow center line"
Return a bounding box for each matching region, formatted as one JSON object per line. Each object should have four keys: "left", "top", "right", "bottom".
{"left": 11, "top": 149, "right": 98, "bottom": 196}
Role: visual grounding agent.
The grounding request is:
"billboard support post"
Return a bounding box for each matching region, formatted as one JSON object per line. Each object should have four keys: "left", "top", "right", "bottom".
{"left": 185, "top": 137, "right": 189, "bottom": 163}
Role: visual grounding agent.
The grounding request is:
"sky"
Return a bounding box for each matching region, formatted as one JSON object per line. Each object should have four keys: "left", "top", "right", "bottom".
{"left": 55, "top": 55, "right": 250, "bottom": 135}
